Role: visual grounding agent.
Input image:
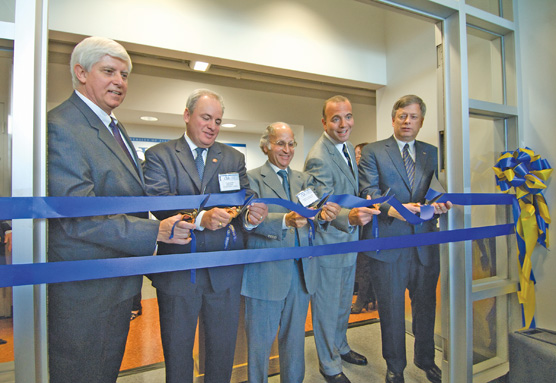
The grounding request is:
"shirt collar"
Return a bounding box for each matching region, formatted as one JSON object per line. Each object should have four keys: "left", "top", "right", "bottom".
{"left": 394, "top": 136, "right": 415, "bottom": 156}
{"left": 74, "top": 90, "right": 116, "bottom": 128}
{"left": 324, "top": 131, "right": 348, "bottom": 152}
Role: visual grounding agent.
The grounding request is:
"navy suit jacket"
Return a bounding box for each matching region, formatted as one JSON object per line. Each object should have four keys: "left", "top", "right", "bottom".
{"left": 143, "top": 136, "right": 253, "bottom": 295}
{"left": 358, "top": 135, "right": 440, "bottom": 265}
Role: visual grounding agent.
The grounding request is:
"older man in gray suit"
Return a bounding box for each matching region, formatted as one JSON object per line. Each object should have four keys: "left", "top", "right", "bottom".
{"left": 359, "top": 95, "right": 451, "bottom": 383}
{"left": 242, "top": 122, "right": 340, "bottom": 383}
{"left": 304, "top": 96, "right": 380, "bottom": 383}
{"left": 47, "top": 36, "right": 193, "bottom": 383}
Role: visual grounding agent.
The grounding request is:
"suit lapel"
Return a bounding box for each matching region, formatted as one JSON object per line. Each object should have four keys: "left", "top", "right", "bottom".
{"left": 289, "top": 169, "right": 305, "bottom": 204}
{"left": 384, "top": 136, "right": 412, "bottom": 191}
{"left": 70, "top": 93, "right": 142, "bottom": 185}
{"left": 322, "top": 135, "right": 357, "bottom": 190}
{"left": 175, "top": 136, "right": 202, "bottom": 192}
{"left": 261, "top": 161, "right": 288, "bottom": 200}
{"left": 414, "top": 141, "right": 431, "bottom": 190}
{"left": 203, "top": 143, "right": 223, "bottom": 191}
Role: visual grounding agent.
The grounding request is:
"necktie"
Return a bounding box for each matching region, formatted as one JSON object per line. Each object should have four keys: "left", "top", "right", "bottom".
{"left": 403, "top": 143, "right": 415, "bottom": 189}
{"left": 109, "top": 118, "right": 136, "bottom": 168}
{"left": 342, "top": 144, "right": 354, "bottom": 176}
{"left": 278, "top": 170, "right": 300, "bottom": 247}
{"left": 194, "top": 147, "right": 206, "bottom": 180}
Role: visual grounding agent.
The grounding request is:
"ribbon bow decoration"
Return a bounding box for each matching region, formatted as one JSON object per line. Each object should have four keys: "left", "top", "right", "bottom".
{"left": 493, "top": 147, "right": 552, "bottom": 329}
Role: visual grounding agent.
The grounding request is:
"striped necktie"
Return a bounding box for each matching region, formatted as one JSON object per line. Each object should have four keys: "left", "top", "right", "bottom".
{"left": 194, "top": 147, "right": 205, "bottom": 180}
{"left": 342, "top": 143, "right": 354, "bottom": 176}
{"left": 109, "top": 118, "right": 137, "bottom": 171}
{"left": 278, "top": 169, "right": 300, "bottom": 247}
{"left": 403, "top": 143, "right": 415, "bottom": 189}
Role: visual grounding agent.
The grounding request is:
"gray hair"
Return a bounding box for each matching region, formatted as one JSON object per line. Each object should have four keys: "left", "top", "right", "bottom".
{"left": 70, "top": 36, "right": 132, "bottom": 89}
{"left": 259, "top": 122, "right": 291, "bottom": 153}
{"left": 391, "top": 94, "right": 427, "bottom": 119}
{"left": 186, "top": 89, "right": 225, "bottom": 115}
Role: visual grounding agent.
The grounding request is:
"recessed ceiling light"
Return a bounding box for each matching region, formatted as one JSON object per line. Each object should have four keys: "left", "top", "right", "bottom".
{"left": 189, "top": 61, "right": 211, "bottom": 71}
{"left": 140, "top": 116, "right": 159, "bottom": 122}
{"left": 221, "top": 123, "right": 236, "bottom": 128}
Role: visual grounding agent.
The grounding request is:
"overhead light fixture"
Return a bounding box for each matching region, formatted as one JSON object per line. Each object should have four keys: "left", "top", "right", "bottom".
{"left": 189, "top": 60, "right": 211, "bottom": 72}
{"left": 140, "top": 116, "right": 159, "bottom": 122}
{"left": 221, "top": 123, "right": 236, "bottom": 128}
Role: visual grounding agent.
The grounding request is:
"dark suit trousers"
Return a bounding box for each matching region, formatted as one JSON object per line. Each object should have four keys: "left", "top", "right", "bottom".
{"left": 369, "top": 249, "right": 440, "bottom": 374}
{"left": 48, "top": 292, "right": 133, "bottom": 383}
{"left": 157, "top": 269, "right": 241, "bottom": 383}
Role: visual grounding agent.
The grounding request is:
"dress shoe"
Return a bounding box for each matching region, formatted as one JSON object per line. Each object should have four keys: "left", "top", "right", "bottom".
{"left": 385, "top": 369, "right": 404, "bottom": 383}
{"left": 319, "top": 368, "right": 351, "bottom": 383}
{"left": 340, "top": 350, "right": 368, "bottom": 365}
{"left": 414, "top": 361, "right": 441, "bottom": 383}
{"left": 351, "top": 301, "right": 365, "bottom": 314}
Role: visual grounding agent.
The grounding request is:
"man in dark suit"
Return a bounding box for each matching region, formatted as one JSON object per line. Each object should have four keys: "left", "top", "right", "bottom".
{"left": 143, "top": 89, "right": 268, "bottom": 383}
{"left": 242, "top": 122, "right": 340, "bottom": 383}
{"left": 47, "top": 36, "right": 193, "bottom": 383}
{"left": 359, "top": 95, "right": 451, "bottom": 383}
{"left": 304, "top": 95, "right": 379, "bottom": 383}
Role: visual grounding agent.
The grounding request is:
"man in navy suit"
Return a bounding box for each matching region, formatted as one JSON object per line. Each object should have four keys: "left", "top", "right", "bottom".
{"left": 358, "top": 95, "right": 451, "bottom": 383}
{"left": 143, "top": 89, "right": 268, "bottom": 383}
{"left": 47, "top": 36, "right": 193, "bottom": 383}
{"left": 242, "top": 122, "right": 340, "bottom": 382}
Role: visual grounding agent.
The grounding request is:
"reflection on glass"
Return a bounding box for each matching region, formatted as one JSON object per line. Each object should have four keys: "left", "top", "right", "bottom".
{"left": 473, "top": 297, "right": 497, "bottom": 364}
{"left": 469, "top": 117, "right": 510, "bottom": 280}
{"left": 467, "top": 27, "right": 504, "bottom": 104}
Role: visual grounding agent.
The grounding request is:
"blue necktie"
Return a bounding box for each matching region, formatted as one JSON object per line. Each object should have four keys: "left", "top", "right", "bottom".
{"left": 278, "top": 170, "right": 300, "bottom": 247}
{"left": 109, "top": 118, "right": 136, "bottom": 169}
{"left": 194, "top": 147, "right": 205, "bottom": 180}
{"left": 403, "top": 143, "right": 415, "bottom": 189}
{"left": 342, "top": 143, "right": 354, "bottom": 176}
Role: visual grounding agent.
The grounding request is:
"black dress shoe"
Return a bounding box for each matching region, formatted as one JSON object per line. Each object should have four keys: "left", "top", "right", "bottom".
{"left": 340, "top": 350, "right": 368, "bottom": 365}
{"left": 385, "top": 369, "right": 404, "bottom": 383}
{"left": 319, "top": 368, "right": 351, "bottom": 383}
{"left": 414, "top": 362, "right": 441, "bottom": 383}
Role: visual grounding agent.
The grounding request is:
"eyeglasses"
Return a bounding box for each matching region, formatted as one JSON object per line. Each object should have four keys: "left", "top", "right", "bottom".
{"left": 271, "top": 141, "right": 297, "bottom": 149}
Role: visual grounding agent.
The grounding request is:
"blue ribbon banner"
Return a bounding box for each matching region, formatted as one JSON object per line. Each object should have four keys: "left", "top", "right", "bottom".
{"left": 0, "top": 190, "right": 516, "bottom": 288}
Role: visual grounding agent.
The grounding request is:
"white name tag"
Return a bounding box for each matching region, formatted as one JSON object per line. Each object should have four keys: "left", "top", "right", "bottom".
{"left": 219, "top": 173, "right": 241, "bottom": 192}
{"left": 296, "top": 188, "right": 319, "bottom": 207}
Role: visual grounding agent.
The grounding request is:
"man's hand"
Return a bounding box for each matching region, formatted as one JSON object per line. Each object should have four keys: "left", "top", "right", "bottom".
{"left": 319, "top": 202, "right": 341, "bottom": 222}
{"left": 348, "top": 206, "right": 380, "bottom": 226}
{"left": 4, "top": 232, "right": 11, "bottom": 253}
{"left": 388, "top": 203, "right": 420, "bottom": 221}
{"left": 285, "top": 211, "right": 308, "bottom": 228}
{"left": 247, "top": 202, "right": 269, "bottom": 226}
{"left": 157, "top": 214, "right": 196, "bottom": 244}
{"left": 432, "top": 201, "right": 452, "bottom": 214}
{"left": 201, "top": 207, "right": 233, "bottom": 231}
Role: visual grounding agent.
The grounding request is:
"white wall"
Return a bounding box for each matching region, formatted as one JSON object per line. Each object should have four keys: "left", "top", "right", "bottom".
{"left": 376, "top": 11, "right": 438, "bottom": 146}
{"left": 48, "top": 0, "right": 387, "bottom": 86}
{"left": 517, "top": 0, "right": 556, "bottom": 330}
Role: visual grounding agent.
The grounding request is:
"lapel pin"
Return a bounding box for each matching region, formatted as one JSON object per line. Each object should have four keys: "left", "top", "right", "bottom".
{"left": 212, "top": 158, "right": 218, "bottom": 163}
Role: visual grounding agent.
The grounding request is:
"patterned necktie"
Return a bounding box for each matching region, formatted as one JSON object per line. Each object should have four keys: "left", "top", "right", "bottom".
{"left": 403, "top": 143, "right": 415, "bottom": 189}
{"left": 342, "top": 143, "right": 354, "bottom": 176}
{"left": 109, "top": 118, "right": 137, "bottom": 169}
{"left": 194, "top": 147, "right": 206, "bottom": 180}
{"left": 278, "top": 169, "right": 300, "bottom": 247}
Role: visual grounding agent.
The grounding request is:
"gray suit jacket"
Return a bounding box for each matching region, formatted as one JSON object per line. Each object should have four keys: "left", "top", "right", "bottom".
{"left": 47, "top": 92, "right": 160, "bottom": 308}
{"left": 143, "top": 136, "right": 253, "bottom": 295}
{"left": 304, "top": 133, "right": 359, "bottom": 267}
{"left": 241, "top": 161, "right": 319, "bottom": 300}
{"left": 358, "top": 135, "right": 440, "bottom": 265}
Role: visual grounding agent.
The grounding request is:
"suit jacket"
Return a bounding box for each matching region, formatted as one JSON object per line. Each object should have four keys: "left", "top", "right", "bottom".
{"left": 303, "top": 133, "right": 359, "bottom": 267}
{"left": 143, "top": 136, "right": 253, "bottom": 295}
{"left": 47, "top": 92, "right": 159, "bottom": 308}
{"left": 358, "top": 135, "right": 440, "bottom": 265}
{"left": 241, "top": 161, "right": 319, "bottom": 300}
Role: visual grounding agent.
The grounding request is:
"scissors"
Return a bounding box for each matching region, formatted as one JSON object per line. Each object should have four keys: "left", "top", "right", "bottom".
{"left": 314, "top": 193, "right": 330, "bottom": 209}
{"left": 238, "top": 193, "right": 256, "bottom": 216}
{"left": 373, "top": 187, "right": 391, "bottom": 208}
{"left": 425, "top": 193, "right": 444, "bottom": 205}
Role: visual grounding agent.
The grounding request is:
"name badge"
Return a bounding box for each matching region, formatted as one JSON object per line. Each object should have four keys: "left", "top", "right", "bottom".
{"left": 296, "top": 188, "right": 319, "bottom": 207}
{"left": 219, "top": 173, "right": 240, "bottom": 192}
